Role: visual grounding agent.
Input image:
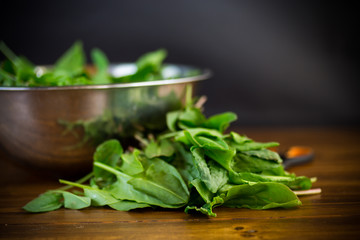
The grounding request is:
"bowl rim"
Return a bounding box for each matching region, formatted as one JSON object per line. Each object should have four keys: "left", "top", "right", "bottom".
{"left": 0, "top": 63, "right": 211, "bottom": 91}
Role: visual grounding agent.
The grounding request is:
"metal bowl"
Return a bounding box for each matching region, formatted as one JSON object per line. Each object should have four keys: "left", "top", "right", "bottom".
{"left": 0, "top": 63, "right": 210, "bottom": 177}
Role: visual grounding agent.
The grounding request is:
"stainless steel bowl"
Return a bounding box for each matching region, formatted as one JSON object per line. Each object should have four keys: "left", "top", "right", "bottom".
{"left": 0, "top": 63, "right": 210, "bottom": 177}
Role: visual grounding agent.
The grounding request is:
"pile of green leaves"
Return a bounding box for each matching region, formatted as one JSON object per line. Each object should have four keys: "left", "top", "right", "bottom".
{"left": 23, "top": 92, "right": 315, "bottom": 216}
{"left": 0, "top": 41, "right": 168, "bottom": 87}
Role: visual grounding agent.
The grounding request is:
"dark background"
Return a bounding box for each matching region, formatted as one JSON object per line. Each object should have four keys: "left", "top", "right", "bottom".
{"left": 1, "top": 0, "right": 359, "bottom": 126}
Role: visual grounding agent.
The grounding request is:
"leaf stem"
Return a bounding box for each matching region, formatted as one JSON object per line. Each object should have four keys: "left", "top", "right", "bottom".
{"left": 57, "top": 172, "right": 94, "bottom": 191}
{"left": 0, "top": 42, "right": 18, "bottom": 64}
{"left": 94, "top": 162, "right": 128, "bottom": 178}
{"left": 59, "top": 179, "right": 92, "bottom": 190}
{"left": 185, "top": 84, "right": 193, "bottom": 108}
{"left": 0, "top": 69, "right": 16, "bottom": 81}
{"left": 294, "top": 188, "right": 322, "bottom": 196}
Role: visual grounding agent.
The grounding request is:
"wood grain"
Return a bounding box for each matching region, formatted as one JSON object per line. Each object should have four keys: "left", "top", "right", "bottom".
{"left": 1, "top": 127, "right": 360, "bottom": 239}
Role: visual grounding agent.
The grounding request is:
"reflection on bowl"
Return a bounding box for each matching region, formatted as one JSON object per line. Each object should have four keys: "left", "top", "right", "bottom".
{"left": 0, "top": 63, "right": 210, "bottom": 177}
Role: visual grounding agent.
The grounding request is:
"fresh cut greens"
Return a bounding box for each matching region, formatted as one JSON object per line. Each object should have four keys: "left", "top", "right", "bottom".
{"left": 0, "top": 41, "right": 172, "bottom": 87}
{"left": 23, "top": 86, "right": 317, "bottom": 217}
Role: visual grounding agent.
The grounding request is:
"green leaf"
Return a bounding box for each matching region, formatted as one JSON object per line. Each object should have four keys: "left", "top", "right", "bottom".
{"left": 202, "top": 112, "right": 237, "bottom": 133}
{"left": 204, "top": 148, "right": 236, "bottom": 172}
{"left": 230, "top": 153, "right": 285, "bottom": 176}
{"left": 136, "top": 49, "right": 167, "bottom": 72}
{"left": 185, "top": 195, "right": 224, "bottom": 217}
{"left": 191, "top": 147, "right": 228, "bottom": 193}
{"left": 109, "top": 200, "right": 150, "bottom": 211}
{"left": 84, "top": 188, "right": 118, "bottom": 206}
{"left": 207, "top": 160, "right": 228, "bottom": 191}
{"left": 14, "top": 57, "right": 35, "bottom": 84}
{"left": 54, "top": 41, "right": 85, "bottom": 76}
{"left": 130, "top": 48, "right": 167, "bottom": 81}
{"left": 109, "top": 178, "right": 169, "bottom": 207}
{"left": 59, "top": 179, "right": 118, "bottom": 206}
{"left": 177, "top": 129, "right": 236, "bottom": 171}
{"left": 166, "top": 110, "right": 181, "bottom": 132}
{"left": 225, "top": 132, "right": 279, "bottom": 152}
{"left": 0, "top": 42, "right": 19, "bottom": 64}
{"left": 91, "top": 48, "right": 111, "bottom": 84}
{"left": 190, "top": 178, "right": 213, "bottom": 204}
{"left": 0, "top": 42, "right": 33, "bottom": 71}
{"left": 145, "top": 139, "right": 175, "bottom": 159}
{"left": 178, "top": 107, "right": 206, "bottom": 129}
{"left": 221, "top": 182, "right": 302, "bottom": 209}
{"left": 23, "top": 191, "right": 63, "bottom": 213}
{"left": 195, "top": 136, "right": 229, "bottom": 150}
{"left": 94, "top": 161, "right": 189, "bottom": 208}
{"left": 174, "top": 128, "right": 223, "bottom": 146}
{"left": 95, "top": 162, "right": 158, "bottom": 204}
{"left": 93, "top": 139, "right": 123, "bottom": 185}
{"left": 129, "top": 158, "right": 190, "bottom": 206}
{"left": 231, "top": 141, "right": 279, "bottom": 151}
{"left": 171, "top": 143, "right": 200, "bottom": 183}
{"left": 0, "top": 42, "right": 35, "bottom": 86}
{"left": 62, "top": 191, "right": 91, "bottom": 210}
{"left": 119, "top": 149, "right": 144, "bottom": 176}
{"left": 229, "top": 171, "right": 312, "bottom": 190}
{"left": 226, "top": 132, "right": 252, "bottom": 144}
{"left": 242, "top": 149, "right": 282, "bottom": 163}
{"left": 0, "top": 68, "right": 16, "bottom": 86}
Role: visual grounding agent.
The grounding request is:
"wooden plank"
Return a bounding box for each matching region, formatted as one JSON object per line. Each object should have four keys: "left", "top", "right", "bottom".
{"left": 1, "top": 127, "right": 360, "bottom": 239}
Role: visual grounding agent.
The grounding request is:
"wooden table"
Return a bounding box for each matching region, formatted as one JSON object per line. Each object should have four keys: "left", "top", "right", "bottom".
{"left": 1, "top": 127, "right": 360, "bottom": 239}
